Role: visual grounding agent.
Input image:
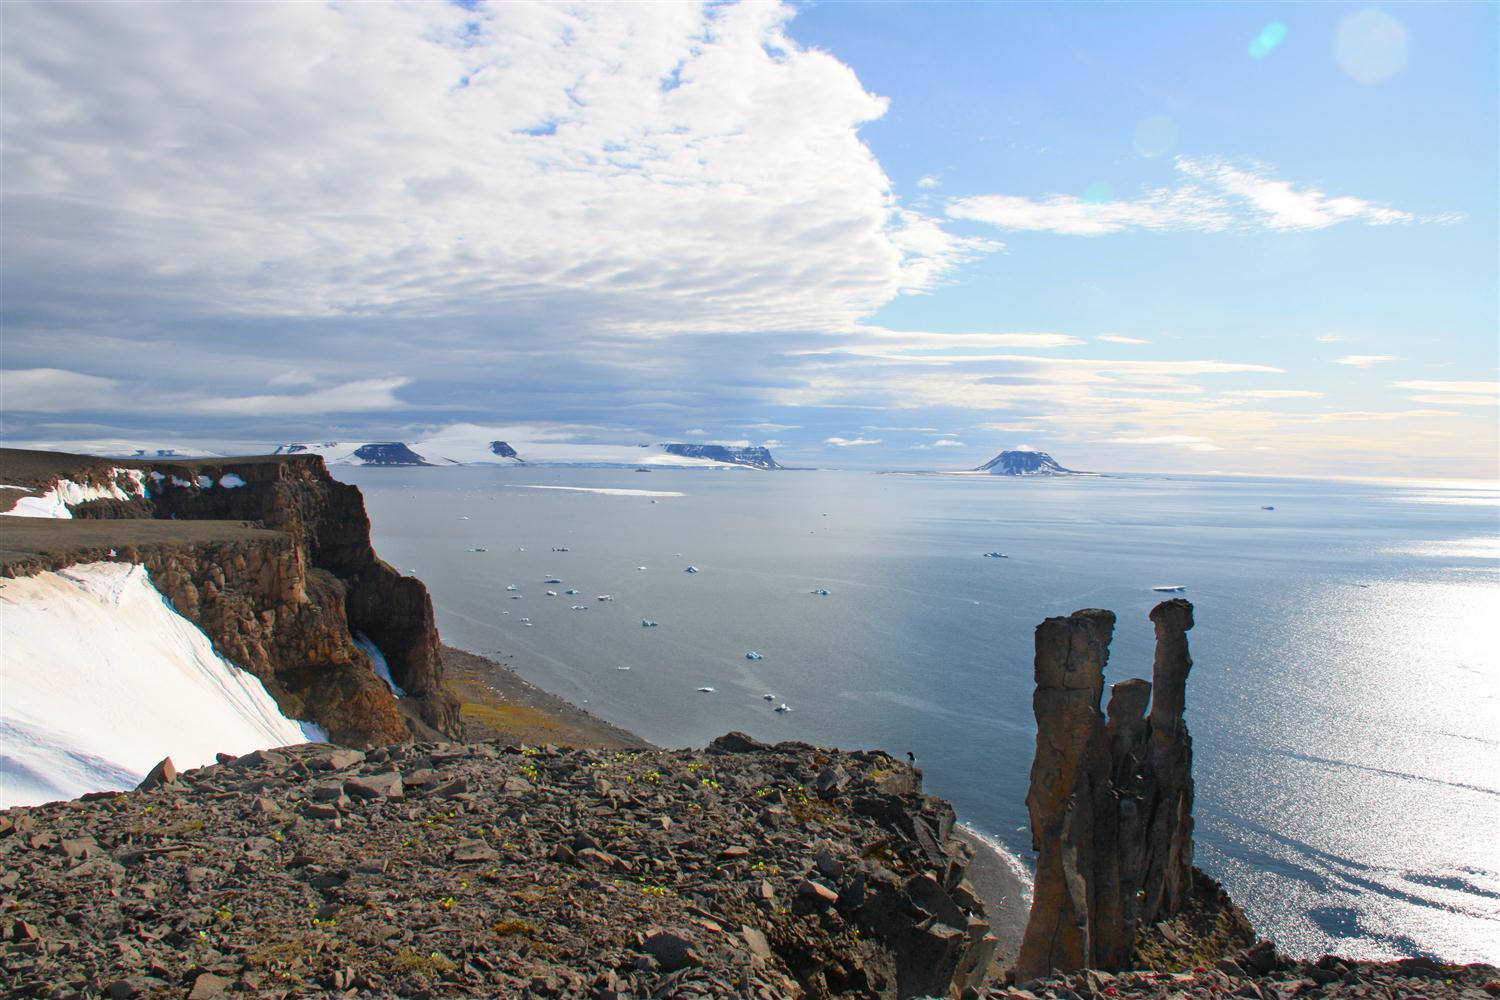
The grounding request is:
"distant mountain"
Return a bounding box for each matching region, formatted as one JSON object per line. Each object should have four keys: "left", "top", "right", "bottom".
{"left": 272, "top": 435, "right": 781, "bottom": 469}
{"left": 973, "top": 450, "right": 1081, "bottom": 475}
{"left": 660, "top": 443, "right": 782, "bottom": 469}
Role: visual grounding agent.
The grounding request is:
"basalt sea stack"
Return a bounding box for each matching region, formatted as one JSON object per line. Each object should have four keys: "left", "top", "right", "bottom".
{"left": 1015, "top": 599, "right": 1201, "bottom": 980}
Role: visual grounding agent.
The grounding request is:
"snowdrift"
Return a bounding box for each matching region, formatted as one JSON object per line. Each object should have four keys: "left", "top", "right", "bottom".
{"left": 0, "top": 561, "right": 324, "bottom": 808}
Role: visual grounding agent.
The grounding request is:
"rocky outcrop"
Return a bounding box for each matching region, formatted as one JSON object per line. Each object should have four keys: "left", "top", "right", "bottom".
{"left": 661, "top": 443, "right": 783, "bottom": 469}
{"left": 488, "top": 440, "right": 520, "bottom": 460}
{"left": 1016, "top": 599, "right": 1213, "bottom": 980}
{"left": 0, "top": 448, "right": 461, "bottom": 744}
{"left": 0, "top": 734, "right": 997, "bottom": 998}
{"left": 973, "top": 450, "right": 1080, "bottom": 476}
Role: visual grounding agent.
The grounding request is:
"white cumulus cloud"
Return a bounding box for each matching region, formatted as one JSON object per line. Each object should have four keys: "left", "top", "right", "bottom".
{"left": 947, "top": 157, "right": 1431, "bottom": 237}
{"left": 825, "top": 436, "right": 881, "bottom": 447}
{"left": 1336, "top": 355, "right": 1398, "bottom": 368}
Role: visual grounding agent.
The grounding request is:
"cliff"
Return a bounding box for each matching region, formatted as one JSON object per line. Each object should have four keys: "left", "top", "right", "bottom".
{"left": 0, "top": 448, "right": 460, "bottom": 746}
{"left": 660, "top": 443, "right": 783, "bottom": 469}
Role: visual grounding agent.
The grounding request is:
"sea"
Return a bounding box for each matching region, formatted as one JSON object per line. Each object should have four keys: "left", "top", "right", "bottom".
{"left": 338, "top": 465, "right": 1500, "bottom": 964}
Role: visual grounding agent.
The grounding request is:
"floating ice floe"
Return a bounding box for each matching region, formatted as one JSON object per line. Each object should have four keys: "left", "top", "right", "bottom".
{"left": 460, "top": 515, "right": 469, "bottom": 520}
{"left": 571, "top": 604, "right": 588, "bottom": 611}
{"left": 511, "top": 594, "right": 523, "bottom": 600}
{"left": 982, "top": 551, "right": 1007, "bottom": 559}
{"left": 551, "top": 546, "right": 570, "bottom": 552}
{"left": 470, "top": 547, "right": 488, "bottom": 553}
{"left": 636, "top": 566, "right": 647, "bottom": 571}
{"left": 617, "top": 666, "right": 631, "bottom": 671}
{"left": 1261, "top": 506, "right": 1275, "bottom": 511}
{"left": 684, "top": 565, "right": 699, "bottom": 574}
{"left": 596, "top": 595, "right": 613, "bottom": 601}
{"left": 810, "top": 588, "right": 830, "bottom": 596}
{"left": 544, "top": 577, "right": 563, "bottom": 584}
{"left": 641, "top": 619, "right": 658, "bottom": 628}
{"left": 545, "top": 591, "right": 557, "bottom": 597}
{"left": 565, "top": 588, "right": 580, "bottom": 595}
{"left": 775, "top": 703, "right": 791, "bottom": 713}
{"left": 1152, "top": 585, "right": 1187, "bottom": 593}
{"left": 505, "top": 584, "right": 518, "bottom": 591}
{"left": 696, "top": 686, "right": 715, "bottom": 693}
{"left": 763, "top": 693, "right": 775, "bottom": 701}
{"left": 745, "top": 651, "right": 763, "bottom": 660}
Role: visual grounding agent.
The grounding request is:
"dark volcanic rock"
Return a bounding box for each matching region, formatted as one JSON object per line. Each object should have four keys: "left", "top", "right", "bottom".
{"left": 1016, "top": 599, "right": 1236, "bottom": 980}
{"left": 0, "top": 737, "right": 999, "bottom": 999}
{"left": 488, "top": 440, "right": 520, "bottom": 460}
{"left": 973, "top": 449, "right": 1080, "bottom": 475}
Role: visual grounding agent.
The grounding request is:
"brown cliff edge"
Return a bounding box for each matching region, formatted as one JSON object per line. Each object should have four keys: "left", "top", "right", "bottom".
{"left": 0, "top": 448, "right": 460, "bottom": 746}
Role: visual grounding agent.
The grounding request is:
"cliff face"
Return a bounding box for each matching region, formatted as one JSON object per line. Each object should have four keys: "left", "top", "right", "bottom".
{"left": 0, "top": 449, "right": 461, "bottom": 745}
{"left": 660, "top": 443, "right": 783, "bottom": 469}
{"left": 1016, "top": 599, "right": 1230, "bottom": 980}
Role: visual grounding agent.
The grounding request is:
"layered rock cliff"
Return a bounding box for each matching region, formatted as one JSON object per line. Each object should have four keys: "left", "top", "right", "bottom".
{"left": 1016, "top": 599, "right": 1242, "bottom": 981}
{"left": 0, "top": 449, "right": 460, "bottom": 746}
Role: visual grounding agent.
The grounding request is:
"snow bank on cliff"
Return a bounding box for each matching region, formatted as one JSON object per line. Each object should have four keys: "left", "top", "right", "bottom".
{"left": 0, "top": 562, "right": 325, "bottom": 808}
{"left": 0, "top": 468, "right": 148, "bottom": 518}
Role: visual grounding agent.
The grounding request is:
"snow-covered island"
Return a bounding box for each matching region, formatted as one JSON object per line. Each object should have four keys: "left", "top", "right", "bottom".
{"left": 274, "top": 429, "right": 782, "bottom": 469}
{"left": 971, "top": 449, "right": 1088, "bottom": 476}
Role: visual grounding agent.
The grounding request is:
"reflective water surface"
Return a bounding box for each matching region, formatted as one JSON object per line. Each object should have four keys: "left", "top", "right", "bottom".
{"left": 343, "top": 467, "right": 1500, "bottom": 962}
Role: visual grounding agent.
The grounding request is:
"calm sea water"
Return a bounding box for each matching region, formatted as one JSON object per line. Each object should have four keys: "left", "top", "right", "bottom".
{"left": 340, "top": 466, "right": 1500, "bottom": 964}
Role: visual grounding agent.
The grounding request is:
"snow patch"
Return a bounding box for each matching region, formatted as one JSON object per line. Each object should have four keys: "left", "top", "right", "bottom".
{"left": 0, "top": 468, "right": 147, "bottom": 519}
{"left": 354, "top": 633, "right": 406, "bottom": 697}
{"left": 515, "top": 485, "right": 685, "bottom": 498}
{"left": 219, "top": 473, "right": 247, "bottom": 488}
{"left": 0, "top": 562, "right": 325, "bottom": 808}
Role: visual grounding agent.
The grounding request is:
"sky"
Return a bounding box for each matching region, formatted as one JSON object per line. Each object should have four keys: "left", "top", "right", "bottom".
{"left": 1, "top": 1, "right": 1496, "bottom": 478}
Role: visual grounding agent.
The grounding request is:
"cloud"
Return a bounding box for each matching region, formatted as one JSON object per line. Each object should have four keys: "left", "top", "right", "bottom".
{"left": 743, "top": 421, "right": 801, "bottom": 431}
{"left": 1315, "top": 333, "right": 1343, "bottom": 343}
{"left": 2, "top": 1, "right": 979, "bottom": 342}
{"left": 1, "top": 368, "right": 123, "bottom": 412}
{"left": 825, "top": 436, "right": 881, "bottom": 446}
{"left": 1106, "top": 434, "right": 1221, "bottom": 452}
{"left": 1336, "top": 355, "right": 1398, "bottom": 368}
{"left": 1221, "top": 389, "right": 1325, "bottom": 399}
{"left": 947, "top": 156, "right": 1431, "bottom": 237}
{"left": 684, "top": 428, "right": 707, "bottom": 436}
{"left": 932, "top": 438, "right": 965, "bottom": 447}
{"left": 1393, "top": 380, "right": 1499, "bottom": 406}
{"left": 266, "top": 370, "right": 319, "bottom": 387}
{"left": 916, "top": 174, "right": 941, "bottom": 190}
{"left": 182, "top": 378, "right": 412, "bottom": 416}
{"left": 1098, "top": 335, "right": 1149, "bottom": 345}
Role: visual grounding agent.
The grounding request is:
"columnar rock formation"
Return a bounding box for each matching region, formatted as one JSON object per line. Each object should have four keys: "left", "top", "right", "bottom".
{"left": 1016, "top": 599, "right": 1197, "bottom": 981}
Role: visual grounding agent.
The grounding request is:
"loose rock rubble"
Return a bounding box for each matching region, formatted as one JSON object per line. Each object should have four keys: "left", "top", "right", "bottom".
{"left": 983, "top": 942, "right": 1500, "bottom": 999}
{"left": 1, "top": 733, "right": 998, "bottom": 998}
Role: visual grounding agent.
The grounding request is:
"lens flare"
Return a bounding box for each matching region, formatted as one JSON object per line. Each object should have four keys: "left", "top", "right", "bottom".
{"left": 1131, "top": 115, "right": 1178, "bottom": 158}
{"left": 1336, "top": 8, "right": 1409, "bottom": 84}
{"left": 1249, "top": 21, "right": 1288, "bottom": 59}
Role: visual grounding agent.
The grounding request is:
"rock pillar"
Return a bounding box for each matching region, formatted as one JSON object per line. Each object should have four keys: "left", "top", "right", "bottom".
{"left": 1015, "top": 600, "right": 1197, "bottom": 981}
